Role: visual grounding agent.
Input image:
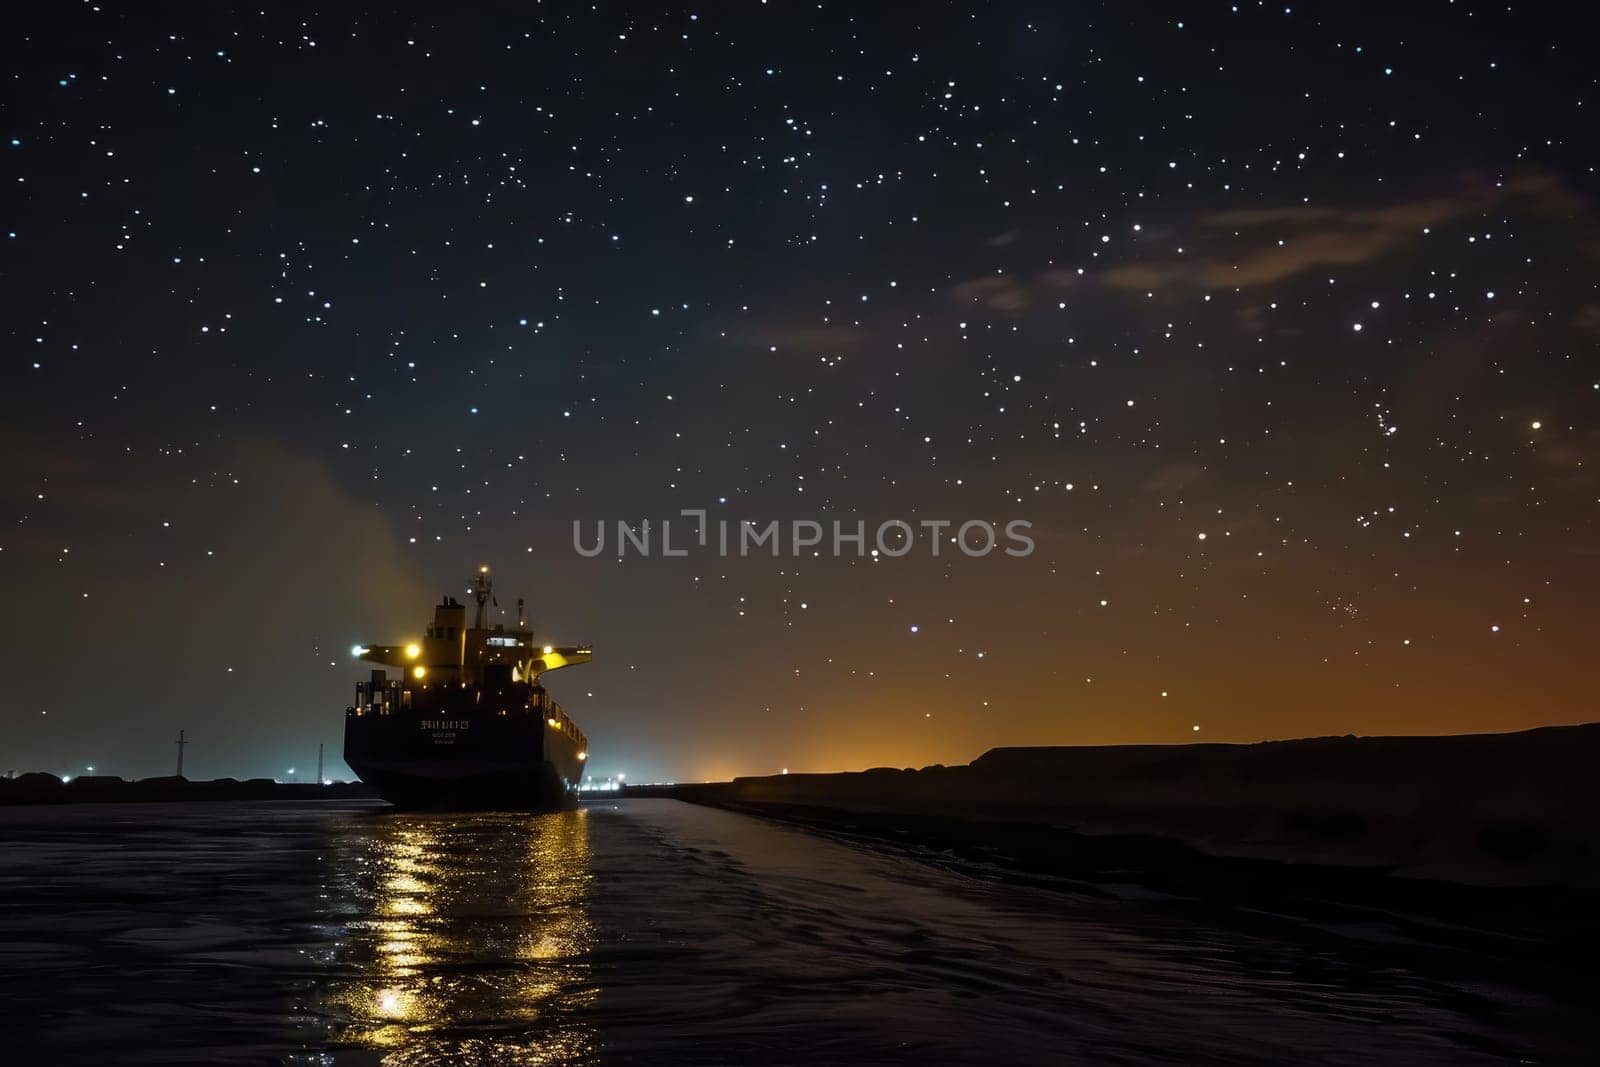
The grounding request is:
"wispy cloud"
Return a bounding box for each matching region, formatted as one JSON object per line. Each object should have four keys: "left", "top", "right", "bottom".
{"left": 951, "top": 269, "right": 1079, "bottom": 313}
{"left": 1100, "top": 171, "right": 1586, "bottom": 293}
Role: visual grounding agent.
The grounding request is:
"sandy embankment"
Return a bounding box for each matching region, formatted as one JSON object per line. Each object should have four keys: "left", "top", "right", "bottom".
{"left": 652, "top": 724, "right": 1600, "bottom": 887}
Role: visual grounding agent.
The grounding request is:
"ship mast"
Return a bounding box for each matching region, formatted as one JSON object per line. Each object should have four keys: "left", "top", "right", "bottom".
{"left": 472, "top": 565, "right": 494, "bottom": 630}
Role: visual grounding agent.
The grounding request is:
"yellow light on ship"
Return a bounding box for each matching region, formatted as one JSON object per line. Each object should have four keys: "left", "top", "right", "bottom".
{"left": 577, "top": 751, "right": 587, "bottom": 761}
{"left": 412, "top": 665, "right": 426, "bottom": 679}
{"left": 480, "top": 564, "right": 489, "bottom": 573}
{"left": 542, "top": 645, "right": 554, "bottom": 655}
{"left": 404, "top": 643, "right": 421, "bottom": 659}
{"left": 547, "top": 718, "right": 559, "bottom": 728}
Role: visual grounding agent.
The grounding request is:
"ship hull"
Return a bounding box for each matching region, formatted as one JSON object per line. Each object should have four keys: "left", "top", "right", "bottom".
{"left": 347, "top": 764, "right": 573, "bottom": 811}
{"left": 344, "top": 687, "right": 586, "bottom": 811}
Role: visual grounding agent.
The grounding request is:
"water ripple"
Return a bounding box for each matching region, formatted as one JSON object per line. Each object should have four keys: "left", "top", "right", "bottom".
{"left": 0, "top": 799, "right": 1585, "bottom": 1064}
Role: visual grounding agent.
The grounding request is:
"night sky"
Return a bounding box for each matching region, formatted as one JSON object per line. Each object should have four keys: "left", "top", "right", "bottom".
{"left": 4, "top": 3, "right": 1596, "bottom": 785}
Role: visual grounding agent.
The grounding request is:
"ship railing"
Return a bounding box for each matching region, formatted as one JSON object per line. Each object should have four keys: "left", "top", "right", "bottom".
{"left": 352, "top": 679, "right": 409, "bottom": 716}
{"left": 348, "top": 680, "right": 578, "bottom": 744}
{"left": 536, "top": 693, "right": 585, "bottom": 748}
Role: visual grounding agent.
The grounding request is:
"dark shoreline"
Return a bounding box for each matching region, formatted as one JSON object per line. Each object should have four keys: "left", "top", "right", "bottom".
{"left": 634, "top": 722, "right": 1600, "bottom": 890}
{"left": 0, "top": 773, "right": 376, "bottom": 805}
{"left": 636, "top": 721, "right": 1600, "bottom": 999}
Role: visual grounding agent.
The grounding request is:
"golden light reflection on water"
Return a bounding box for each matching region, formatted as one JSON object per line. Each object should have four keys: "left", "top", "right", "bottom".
{"left": 324, "top": 810, "right": 597, "bottom": 1064}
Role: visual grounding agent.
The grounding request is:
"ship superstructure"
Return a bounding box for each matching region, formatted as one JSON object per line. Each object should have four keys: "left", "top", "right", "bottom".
{"left": 343, "top": 567, "right": 592, "bottom": 809}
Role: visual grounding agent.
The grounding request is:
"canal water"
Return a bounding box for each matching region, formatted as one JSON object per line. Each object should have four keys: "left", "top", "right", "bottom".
{"left": 0, "top": 798, "right": 1585, "bottom": 1063}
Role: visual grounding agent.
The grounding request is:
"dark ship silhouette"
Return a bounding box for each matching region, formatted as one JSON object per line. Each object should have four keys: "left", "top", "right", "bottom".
{"left": 344, "top": 567, "right": 591, "bottom": 810}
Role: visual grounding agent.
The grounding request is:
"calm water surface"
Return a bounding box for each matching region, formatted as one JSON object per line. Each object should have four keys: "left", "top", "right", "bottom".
{"left": 0, "top": 799, "right": 1584, "bottom": 1064}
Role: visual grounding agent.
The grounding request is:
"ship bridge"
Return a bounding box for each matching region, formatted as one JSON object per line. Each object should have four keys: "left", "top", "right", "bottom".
{"left": 351, "top": 568, "right": 591, "bottom": 687}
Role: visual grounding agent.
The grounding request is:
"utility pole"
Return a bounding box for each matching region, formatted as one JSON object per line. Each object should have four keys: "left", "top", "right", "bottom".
{"left": 175, "top": 729, "right": 188, "bottom": 778}
{"left": 316, "top": 743, "right": 324, "bottom": 785}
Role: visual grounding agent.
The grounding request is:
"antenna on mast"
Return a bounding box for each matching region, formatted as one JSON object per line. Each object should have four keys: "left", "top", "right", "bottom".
{"left": 516, "top": 597, "right": 526, "bottom": 629}
{"left": 472, "top": 566, "right": 493, "bottom": 629}
{"left": 175, "top": 729, "right": 188, "bottom": 778}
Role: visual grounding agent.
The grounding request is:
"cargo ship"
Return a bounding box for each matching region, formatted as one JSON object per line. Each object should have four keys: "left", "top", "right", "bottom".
{"left": 343, "top": 567, "right": 592, "bottom": 810}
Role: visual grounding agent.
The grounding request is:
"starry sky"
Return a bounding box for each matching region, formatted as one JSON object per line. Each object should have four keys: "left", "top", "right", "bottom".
{"left": 4, "top": 2, "right": 1597, "bottom": 784}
